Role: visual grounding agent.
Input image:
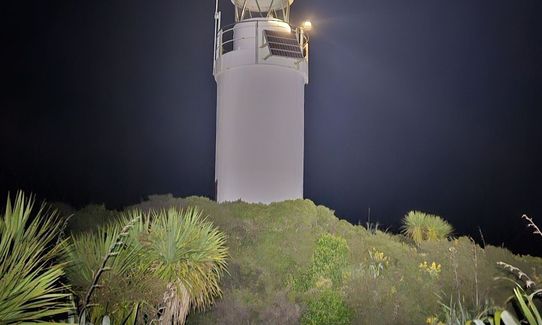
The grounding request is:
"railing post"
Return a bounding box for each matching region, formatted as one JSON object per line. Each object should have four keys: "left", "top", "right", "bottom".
{"left": 219, "top": 30, "right": 223, "bottom": 56}
{"left": 255, "top": 20, "right": 259, "bottom": 64}
{"left": 304, "top": 36, "right": 309, "bottom": 61}
{"left": 213, "top": 0, "right": 220, "bottom": 72}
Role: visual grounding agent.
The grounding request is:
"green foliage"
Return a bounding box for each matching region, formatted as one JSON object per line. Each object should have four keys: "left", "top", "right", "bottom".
{"left": 259, "top": 291, "right": 301, "bottom": 325}
{"left": 425, "top": 214, "right": 454, "bottom": 241}
{"left": 310, "top": 234, "right": 349, "bottom": 286}
{"left": 63, "top": 196, "right": 542, "bottom": 325}
{"left": 464, "top": 216, "right": 542, "bottom": 325}
{"left": 367, "top": 247, "right": 390, "bottom": 278}
{"left": 301, "top": 290, "right": 352, "bottom": 325}
{"left": 0, "top": 191, "right": 73, "bottom": 323}
{"left": 468, "top": 309, "right": 521, "bottom": 325}
{"left": 65, "top": 224, "right": 141, "bottom": 292}
{"left": 294, "top": 233, "right": 349, "bottom": 291}
{"left": 509, "top": 286, "right": 542, "bottom": 324}
{"left": 65, "top": 217, "right": 155, "bottom": 323}
{"left": 401, "top": 211, "right": 453, "bottom": 244}
{"left": 65, "top": 206, "right": 228, "bottom": 324}
{"left": 438, "top": 294, "right": 483, "bottom": 325}
{"left": 402, "top": 211, "right": 427, "bottom": 243}
{"left": 82, "top": 302, "right": 142, "bottom": 325}
{"left": 449, "top": 278, "right": 537, "bottom": 325}
{"left": 134, "top": 207, "right": 228, "bottom": 322}
{"left": 160, "top": 198, "right": 542, "bottom": 325}
{"left": 67, "top": 204, "right": 117, "bottom": 234}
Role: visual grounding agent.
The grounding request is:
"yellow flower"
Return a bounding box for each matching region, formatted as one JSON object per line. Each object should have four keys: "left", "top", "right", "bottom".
{"left": 419, "top": 260, "right": 442, "bottom": 278}
{"left": 368, "top": 248, "right": 390, "bottom": 278}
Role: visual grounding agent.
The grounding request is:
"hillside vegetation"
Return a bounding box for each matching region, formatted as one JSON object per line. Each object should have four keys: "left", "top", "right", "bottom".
{"left": 64, "top": 194, "right": 542, "bottom": 324}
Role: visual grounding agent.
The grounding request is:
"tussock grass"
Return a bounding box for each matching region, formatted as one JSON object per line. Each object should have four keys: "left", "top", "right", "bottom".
{"left": 401, "top": 210, "right": 453, "bottom": 244}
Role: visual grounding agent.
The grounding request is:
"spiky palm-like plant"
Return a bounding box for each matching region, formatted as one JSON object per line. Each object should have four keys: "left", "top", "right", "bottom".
{"left": 65, "top": 225, "right": 140, "bottom": 291}
{"left": 65, "top": 207, "right": 228, "bottom": 324}
{"left": 401, "top": 211, "right": 428, "bottom": 244}
{"left": 425, "top": 214, "right": 454, "bottom": 241}
{"left": 0, "top": 191, "right": 72, "bottom": 323}
{"left": 401, "top": 211, "right": 453, "bottom": 244}
{"left": 64, "top": 215, "right": 161, "bottom": 324}
{"left": 140, "top": 207, "right": 228, "bottom": 324}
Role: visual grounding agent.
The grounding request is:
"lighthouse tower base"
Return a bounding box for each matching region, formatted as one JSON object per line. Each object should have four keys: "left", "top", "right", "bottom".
{"left": 214, "top": 18, "right": 309, "bottom": 204}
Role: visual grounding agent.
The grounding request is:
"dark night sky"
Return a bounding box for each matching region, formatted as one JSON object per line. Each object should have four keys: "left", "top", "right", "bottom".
{"left": 1, "top": 1, "right": 542, "bottom": 254}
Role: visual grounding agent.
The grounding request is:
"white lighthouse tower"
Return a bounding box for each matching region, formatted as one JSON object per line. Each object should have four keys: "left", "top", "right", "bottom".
{"left": 213, "top": 0, "right": 309, "bottom": 203}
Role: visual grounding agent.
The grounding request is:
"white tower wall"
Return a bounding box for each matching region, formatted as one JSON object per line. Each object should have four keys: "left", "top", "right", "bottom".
{"left": 214, "top": 18, "right": 308, "bottom": 203}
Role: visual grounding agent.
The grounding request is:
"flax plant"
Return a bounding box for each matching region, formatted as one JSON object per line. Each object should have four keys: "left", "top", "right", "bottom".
{"left": 0, "top": 191, "right": 72, "bottom": 323}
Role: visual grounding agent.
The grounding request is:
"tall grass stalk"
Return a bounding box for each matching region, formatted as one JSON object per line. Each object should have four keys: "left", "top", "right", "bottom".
{"left": 79, "top": 215, "right": 141, "bottom": 318}
{"left": 497, "top": 262, "right": 536, "bottom": 289}
{"left": 522, "top": 214, "right": 542, "bottom": 238}
{"left": 471, "top": 238, "right": 480, "bottom": 310}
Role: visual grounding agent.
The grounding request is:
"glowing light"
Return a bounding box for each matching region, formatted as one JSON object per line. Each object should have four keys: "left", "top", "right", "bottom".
{"left": 302, "top": 20, "right": 312, "bottom": 31}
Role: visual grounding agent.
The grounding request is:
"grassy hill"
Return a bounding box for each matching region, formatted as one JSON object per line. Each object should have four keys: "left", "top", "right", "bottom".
{"left": 66, "top": 195, "right": 542, "bottom": 324}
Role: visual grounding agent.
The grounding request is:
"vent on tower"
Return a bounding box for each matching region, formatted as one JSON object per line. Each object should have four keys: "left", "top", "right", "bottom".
{"left": 263, "top": 29, "right": 304, "bottom": 59}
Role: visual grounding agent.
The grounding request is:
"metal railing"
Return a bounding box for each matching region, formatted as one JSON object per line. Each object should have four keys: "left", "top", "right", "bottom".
{"left": 213, "top": 19, "right": 309, "bottom": 73}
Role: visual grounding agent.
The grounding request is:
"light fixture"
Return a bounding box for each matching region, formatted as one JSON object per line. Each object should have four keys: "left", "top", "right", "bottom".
{"left": 302, "top": 20, "right": 312, "bottom": 31}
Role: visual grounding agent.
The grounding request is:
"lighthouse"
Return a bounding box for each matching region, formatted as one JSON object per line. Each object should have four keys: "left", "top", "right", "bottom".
{"left": 213, "top": 0, "right": 309, "bottom": 203}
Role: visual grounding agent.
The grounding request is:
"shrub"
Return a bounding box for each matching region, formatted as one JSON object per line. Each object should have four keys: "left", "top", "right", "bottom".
{"left": 201, "top": 293, "right": 253, "bottom": 325}
{"left": 419, "top": 261, "right": 442, "bottom": 279}
{"left": 259, "top": 291, "right": 301, "bottom": 325}
{"left": 77, "top": 196, "right": 542, "bottom": 324}
{"left": 65, "top": 207, "right": 228, "bottom": 325}
{"left": 425, "top": 214, "right": 454, "bottom": 240}
{"left": 294, "top": 233, "right": 349, "bottom": 292}
{"left": 65, "top": 216, "right": 163, "bottom": 322}
{"left": 67, "top": 204, "right": 117, "bottom": 234}
{"left": 368, "top": 247, "right": 390, "bottom": 278}
{"left": 401, "top": 211, "right": 453, "bottom": 244}
{"left": 301, "top": 290, "right": 352, "bottom": 325}
{"left": 135, "top": 207, "right": 228, "bottom": 324}
{"left": 310, "top": 234, "right": 349, "bottom": 286}
{"left": 0, "top": 191, "right": 72, "bottom": 323}
{"left": 462, "top": 215, "right": 542, "bottom": 325}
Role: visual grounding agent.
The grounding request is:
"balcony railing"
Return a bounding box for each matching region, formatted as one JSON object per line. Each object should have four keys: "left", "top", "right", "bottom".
{"left": 213, "top": 19, "right": 309, "bottom": 74}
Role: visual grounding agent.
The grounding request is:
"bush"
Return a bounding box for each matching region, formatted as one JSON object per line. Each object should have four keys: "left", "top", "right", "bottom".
{"left": 203, "top": 292, "right": 253, "bottom": 325}
{"left": 259, "top": 291, "right": 301, "bottom": 325}
{"left": 294, "top": 233, "right": 349, "bottom": 292}
{"left": 67, "top": 196, "right": 542, "bottom": 324}
{"left": 67, "top": 204, "right": 117, "bottom": 234}
{"left": 65, "top": 217, "right": 164, "bottom": 321}
{"left": 136, "top": 207, "right": 228, "bottom": 323}
{"left": 301, "top": 290, "right": 352, "bottom": 325}
{"left": 310, "top": 234, "right": 349, "bottom": 286}
{"left": 401, "top": 211, "right": 453, "bottom": 244}
{"left": 65, "top": 207, "right": 228, "bottom": 324}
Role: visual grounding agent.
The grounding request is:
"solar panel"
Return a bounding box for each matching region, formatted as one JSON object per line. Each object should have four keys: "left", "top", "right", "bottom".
{"left": 263, "top": 29, "right": 304, "bottom": 59}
